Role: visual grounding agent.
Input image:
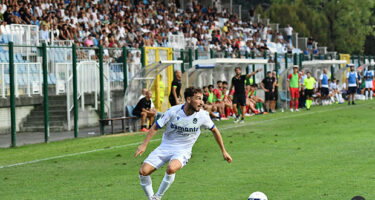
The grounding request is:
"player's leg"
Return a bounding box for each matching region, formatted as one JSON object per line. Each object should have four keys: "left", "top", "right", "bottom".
{"left": 290, "top": 88, "right": 295, "bottom": 111}
{"left": 141, "top": 111, "right": 148, "bottom": 131}
{"left": 232, "top": 95, "right": 239, "bottom": 117}
{"left": 147, "top": 111, "right": 156, "bottom": 129}
{"left": 294, "top": 89, "right": 299, "bottom": 111}
{"left": 155, "top": 159, "right": 182, "bottom": 198}
{"left": 139, "top": 163, "right": 157, "bottom": 199}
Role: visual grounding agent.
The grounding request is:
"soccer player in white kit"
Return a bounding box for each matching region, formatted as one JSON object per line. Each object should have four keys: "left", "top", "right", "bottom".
{"left": 364, "top": 66, "right": 374, "bottom": 100}
{"left": 134, "top": 87, "right": 232, "bottom": 200}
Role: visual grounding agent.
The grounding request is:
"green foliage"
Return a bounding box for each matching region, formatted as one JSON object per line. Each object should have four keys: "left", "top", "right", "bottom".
{"left": 264, "top": 0, "right": 374, "bottom": 54}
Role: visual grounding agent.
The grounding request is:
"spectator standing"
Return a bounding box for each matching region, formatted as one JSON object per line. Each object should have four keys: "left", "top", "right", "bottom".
{"left": 285, "top": 24, "right": 293, "bottom": 45}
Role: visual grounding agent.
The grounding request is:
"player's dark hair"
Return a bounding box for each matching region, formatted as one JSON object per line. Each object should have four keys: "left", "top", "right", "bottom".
{"left": 184, "top": 87, "right": 203, "bottom": 100}
{"left": 202, "top": 86, "right": 207, "bottom": 89}
{"left": 217, "top": 80, "right": 222, "bottom": 84}
{"left": 235, "top": 67, "right": 241, "bottom": 71}
{"left": 208, "top": 85, "right": 214, "bottom": 89}
{"left": 307, "top": 71, "right": 311, "bottom": 74}
{"left": 222, "top": 81, "right": 228, "bottom": 85}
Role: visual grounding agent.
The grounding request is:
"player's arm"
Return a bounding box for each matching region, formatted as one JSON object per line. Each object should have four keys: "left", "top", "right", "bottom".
{"left": 171, "top": 85, "right": 179, "bottom": 104}
{"left": 211, "top": 126, "right": 232, "bottom": 163}
{"left": 259, "top": 81, "right": 267, "bottom": 92}
{"left": 272, "top": 80, "right": 276, "bottom": 92}
{"left": 319, "top": 76, "right": 322, "bottom": 89}
{"left": 246, "top": 68, "right": 262, "bottom": 78}
{"left": 134, "top": 124, "right": 159, "bottom": 157}
{"left": 228, "top": 81, "right": 234, "bottom": 100}
{"left": 345, "top": 76, "right": 349, "bottom": 90}
{"left": 179, "top": 88, "right": 184, "bottom": 103}
{"left": 356, "top": 75, "right": 359, "bottom": 88}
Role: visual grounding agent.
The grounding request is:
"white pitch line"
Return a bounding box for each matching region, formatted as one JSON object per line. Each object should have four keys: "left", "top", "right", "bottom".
{"left": 0, "top": 102, "right": 371, "bottom": 169}
{"left": 0, "top": 139, "right": 161, "bottom": 169}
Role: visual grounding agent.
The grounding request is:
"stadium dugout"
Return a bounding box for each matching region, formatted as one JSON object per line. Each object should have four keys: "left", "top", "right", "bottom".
{"left": 100, "top": 60, "right": 183, "bottom": 134}
{"left": 183, "top": 58, "right": 268, "bottom": 89}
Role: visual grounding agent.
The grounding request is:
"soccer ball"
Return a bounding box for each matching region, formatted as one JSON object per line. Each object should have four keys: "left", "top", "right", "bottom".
{"left": 248, "top": 191, "right": 268, "bottom": 200}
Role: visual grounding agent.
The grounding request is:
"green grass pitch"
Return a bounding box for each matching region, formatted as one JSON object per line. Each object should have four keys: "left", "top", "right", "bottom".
{"left": 1, "top": 101, "right": 375, "bottom": 200}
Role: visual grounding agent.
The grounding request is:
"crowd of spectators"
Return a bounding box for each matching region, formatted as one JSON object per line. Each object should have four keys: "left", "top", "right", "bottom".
{"left": 0, "top": 0, "right": 297, "bottom": 57}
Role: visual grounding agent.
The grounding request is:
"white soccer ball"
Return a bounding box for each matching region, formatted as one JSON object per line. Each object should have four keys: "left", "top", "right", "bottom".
{"left": 248, "top": 191, "right": 268, "bottom": 200}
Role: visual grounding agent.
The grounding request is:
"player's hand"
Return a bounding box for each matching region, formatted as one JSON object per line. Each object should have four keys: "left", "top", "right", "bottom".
{"left": 264, "top": 89, "right": 269, "bottom": 92}
{"left": 287, "top": 87, "right": 290, "bottom": 92}
{"left": 134, "top": 143, "right": 147, "bottom": 158}
{"left": 222, "top": 151, "right": 232, "bottom": 163}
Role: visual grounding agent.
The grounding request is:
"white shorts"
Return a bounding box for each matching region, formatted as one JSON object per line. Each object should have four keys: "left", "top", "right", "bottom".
{"left": 365, "top": 81, "right": 373, "bottom": 89}
{"left": 143, "top": 147, "right": 191, "bottom": 169}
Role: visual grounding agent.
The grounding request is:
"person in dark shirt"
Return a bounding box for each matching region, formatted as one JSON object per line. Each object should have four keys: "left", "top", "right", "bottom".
{"left": 272, "top": 70, "right": 279, "bottom": 112}
{"left": 133, "top": 91, "right": 156, "bottom": 132}
{"left": 229, "top": 67, "right": 262, "bottom": 123}
{"left": 169, "top": 70, "right": 183, "bottom": 106}
{"left": 260, "top": 71, "right": 276, "bottom": 113}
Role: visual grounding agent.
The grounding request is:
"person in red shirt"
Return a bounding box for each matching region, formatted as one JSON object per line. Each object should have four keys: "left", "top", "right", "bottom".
{"left": 213, "top": 81, "right": 227, "bottom": 119}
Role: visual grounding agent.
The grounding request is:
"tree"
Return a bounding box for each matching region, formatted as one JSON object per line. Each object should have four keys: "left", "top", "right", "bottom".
{"left": 263, "top": 0, "right": 374, "bottom": 54}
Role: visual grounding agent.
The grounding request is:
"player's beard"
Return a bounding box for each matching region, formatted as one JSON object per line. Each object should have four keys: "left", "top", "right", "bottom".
{"left": 188, "top": 103, "right": 201, "bottom": 112}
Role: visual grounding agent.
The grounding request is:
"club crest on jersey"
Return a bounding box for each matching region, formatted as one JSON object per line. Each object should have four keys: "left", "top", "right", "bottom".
{"left": 193, "top": 118, "right": 197, "bottom": 124}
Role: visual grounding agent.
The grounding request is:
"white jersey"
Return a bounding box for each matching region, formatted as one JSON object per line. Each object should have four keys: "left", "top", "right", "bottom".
{"left": 329, "top": 82, "right": 337, "bottom": 91}
{"left": 155, "top": 104, "right": 215, "bottom": 152}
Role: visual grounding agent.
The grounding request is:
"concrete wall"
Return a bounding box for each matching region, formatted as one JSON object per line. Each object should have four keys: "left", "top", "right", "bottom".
{"left": 0, "top": 106, "right": 34, "bottom": 134}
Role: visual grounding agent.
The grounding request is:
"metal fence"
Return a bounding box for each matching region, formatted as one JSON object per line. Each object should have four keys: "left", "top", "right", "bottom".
{"left": 1, "top": 41, "right": 371, "bottom": 148}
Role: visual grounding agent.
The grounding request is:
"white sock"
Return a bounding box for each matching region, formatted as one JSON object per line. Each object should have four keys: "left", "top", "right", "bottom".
{"left": 370, "top": 91, "right": 373, "bottom": 99}
{"left": 335, "top": 94, "right": 339, "bottom": 102}
{"left": 330, "top": 96, "right": 335, "bottom": 103}
{"left": 365, "top": 91, "right": 368, "bottom": 100}
{"left": 155, "top": 173, "right": 175, "bottom": 197}
{"left": 139, "top": 175, "right": 154, "bottom": 199}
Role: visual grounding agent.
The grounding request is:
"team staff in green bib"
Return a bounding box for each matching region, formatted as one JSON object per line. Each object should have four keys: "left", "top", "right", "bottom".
{"left": 303, "top": 72, "right": 316, "bottom": 110}
{"left": 287, "top": 66, "right": 301, "bottom": 112}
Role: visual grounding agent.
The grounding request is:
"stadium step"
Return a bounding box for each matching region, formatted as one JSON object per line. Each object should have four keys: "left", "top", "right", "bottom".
{"left": 20, "top": 126, "right": 66, "bottom": 132}
{"left": 23, "top": 120, "right": 65, "bottom": 127}
{"left": 20, "top": 95, "right": 71, "bottom": 132}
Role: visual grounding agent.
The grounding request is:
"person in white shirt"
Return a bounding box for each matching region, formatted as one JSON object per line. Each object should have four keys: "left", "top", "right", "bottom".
{"left": 134, "top": 87, "right": 232, "bottom": 200}
{"left": 364, "top": 66, "right": 374, "bottom": 100}
{"left": 328, "top": 79, "right": 338, "bottom": 104}
{"left": 285, "top": 24, "right": 293, "bottom": 44}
